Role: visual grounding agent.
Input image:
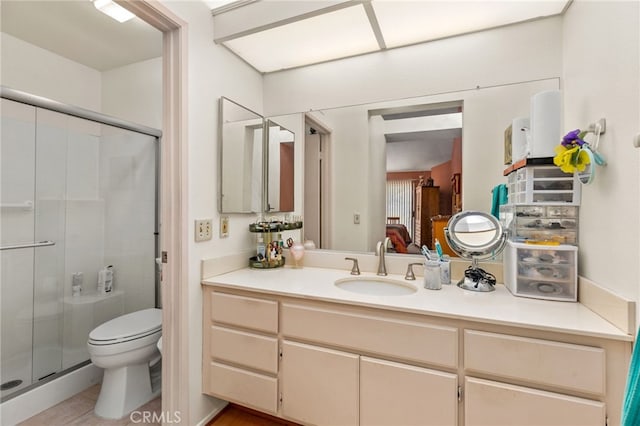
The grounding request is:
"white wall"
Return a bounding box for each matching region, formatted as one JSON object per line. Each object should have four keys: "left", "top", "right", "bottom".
{"left": 562, "top": 0, "right": 640, "bottom": 303}
{"left": 263, "top": 16, "right": 563, "bottom": 115}
{"left": 158, "top": 1, "right": 264, "bottom": 423}
{"left": 0, "top": 32, "right": 102, "bottom": 111}
{"left": 101, "top": 57, "right": 163, "bottom": 129}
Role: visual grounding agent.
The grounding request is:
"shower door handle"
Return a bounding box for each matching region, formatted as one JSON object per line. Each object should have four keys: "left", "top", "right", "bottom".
{"left": 0, "top": 240, "right": 55, "bottom": 251}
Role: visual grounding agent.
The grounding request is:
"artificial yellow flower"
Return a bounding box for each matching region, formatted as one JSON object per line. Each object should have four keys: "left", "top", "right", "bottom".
{"left": 553, "top": 144, "right": 591, "bottom": 173}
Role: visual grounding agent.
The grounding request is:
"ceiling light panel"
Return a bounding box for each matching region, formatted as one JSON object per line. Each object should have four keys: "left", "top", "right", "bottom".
{"left": 372, "top": 0, "right": 567, "bottom": 48}
{"left": 223, "top": 5, "right": 379, "bottom": 73}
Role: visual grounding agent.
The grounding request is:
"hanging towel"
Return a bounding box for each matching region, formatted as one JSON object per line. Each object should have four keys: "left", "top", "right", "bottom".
{"left": 490, "top": 184, "right": 508, "bottom": 218}
{"left": 622, "top": 331, "right": 640, "bottom": 425}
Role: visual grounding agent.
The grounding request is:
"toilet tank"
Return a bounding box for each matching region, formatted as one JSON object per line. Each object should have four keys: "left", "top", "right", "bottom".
{"left": 62, "top": 290, "right": 124, "bottom": 369}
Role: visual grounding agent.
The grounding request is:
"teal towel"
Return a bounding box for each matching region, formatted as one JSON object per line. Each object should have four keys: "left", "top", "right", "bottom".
{"left": 491, "top": 184, "right": 508, "bottom": 218}
{"left": 622, "top": 332, "right": 640, "bottom": 425}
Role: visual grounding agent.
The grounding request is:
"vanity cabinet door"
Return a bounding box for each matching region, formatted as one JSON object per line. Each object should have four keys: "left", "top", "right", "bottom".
{"left": 281, "top": 340, "right": 359, "bottom": 426}
{"left": 360, "top": 357, "right": 458, "bottom": 426}
{"left": 464, "top": 377, "right": 605, "bottom": 426}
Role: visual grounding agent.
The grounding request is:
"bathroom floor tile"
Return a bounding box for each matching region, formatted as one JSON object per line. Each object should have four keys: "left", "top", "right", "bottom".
{"left": 18, "top": 392, "right": 95, "bottom": 426}
{"left": 18, "top": 385, "right": 161, "bottom": 426}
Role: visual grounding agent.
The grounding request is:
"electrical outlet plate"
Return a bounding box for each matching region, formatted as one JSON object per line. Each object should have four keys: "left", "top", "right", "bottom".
{"left": 195, "top": 219, "right": 212, "bottom": 242}
{"left": 220, "top": 216, "right": 229, "bottom": 238}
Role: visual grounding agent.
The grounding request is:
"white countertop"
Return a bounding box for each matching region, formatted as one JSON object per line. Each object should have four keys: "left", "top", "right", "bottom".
{"left": 203, "top": 266, "right": 632, "bottom": 341}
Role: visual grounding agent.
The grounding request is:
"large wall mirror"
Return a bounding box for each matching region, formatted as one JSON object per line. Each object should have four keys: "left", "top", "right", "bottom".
{"left": 219, "top": 98, "right": 296, "bottom": 214}
{"left": 272, "top": 78, "right": 559, "bottom": 253}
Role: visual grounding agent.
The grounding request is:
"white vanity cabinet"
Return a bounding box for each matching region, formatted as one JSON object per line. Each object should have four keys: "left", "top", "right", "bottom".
{"left": 463, "top": 330, "right": 608, "bottom": 426}
{"left": 202, "top": 285, "right": 630, "bottom": 426}
{"left": 280, "top": 340, "right": 359, "bottom": 425}
{"left": 360, "top": 356, "right": 458, "bottom": 426}
{"left": 202, "top": 290, "right": 279, "bottom": 414}
{"left": 279, "top": 301, "right": 460, "bottom": 426}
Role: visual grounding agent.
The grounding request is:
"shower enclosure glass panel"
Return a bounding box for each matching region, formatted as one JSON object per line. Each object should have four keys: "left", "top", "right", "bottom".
{"left": 1, "top": 98, "right": 158, "bottom": 399}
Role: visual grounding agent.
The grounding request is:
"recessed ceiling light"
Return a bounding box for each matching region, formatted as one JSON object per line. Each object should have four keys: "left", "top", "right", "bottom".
{"left": 93, "top": 0, "right": 135, "bottom": 23}
{"left": 223, "top": 5, "right": 379, "bottom": 73}
{"left": 372, "top": 0, "right": 567, "bottom": 48}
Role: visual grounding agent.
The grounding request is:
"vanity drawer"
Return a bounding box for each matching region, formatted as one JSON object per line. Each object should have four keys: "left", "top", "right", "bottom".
{"left": 209, "top": 325, "right": 278, "bottom": 374}
{"left": 210, "top": 291, "right": 278, "bottom": 333}
{"left": 464, "top": 330, "right": 605, "bottom": 395}
{"left": 207, "top": 361, "right": 278, "bottom": 414}
{"left": 281, "top": 302, "right": 458, "bottom": 369}
{"left": 465, "top": 377, "right": 605, "bottom": 426}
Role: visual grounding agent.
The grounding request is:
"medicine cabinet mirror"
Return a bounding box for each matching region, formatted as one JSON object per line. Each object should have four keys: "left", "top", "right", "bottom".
{"left": 219, "top": 97, "right": 264, "bottom": 213}
{"left": 266, "top": 120, "right": 295, "bottom": 212}
{"left": 219, "top": 98, "right": 296, "bottom": 214}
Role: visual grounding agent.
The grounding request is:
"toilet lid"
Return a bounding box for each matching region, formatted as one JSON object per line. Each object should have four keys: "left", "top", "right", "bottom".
{"left": 89, "top": 308, "right": 161, "bottom": 342}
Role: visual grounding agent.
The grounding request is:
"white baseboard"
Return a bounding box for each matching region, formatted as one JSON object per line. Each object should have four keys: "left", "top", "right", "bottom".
{"left": 195, "top": 401, "right": 228, "bottom": 426}
{"left": 0, "top": 363, "right": 102, "bottom": 426}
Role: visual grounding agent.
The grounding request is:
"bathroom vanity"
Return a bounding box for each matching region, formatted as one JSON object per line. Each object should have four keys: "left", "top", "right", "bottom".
{"left": 202, "top": 265, "right": 632, "bottom": 426}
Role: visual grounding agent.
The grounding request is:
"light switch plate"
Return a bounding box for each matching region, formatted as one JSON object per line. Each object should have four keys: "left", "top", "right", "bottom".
{"left": 353, "top": 213, "right": 360, "bottom": 224}
{"left": 220, "top": 216, "right": 229, "bottom": 238}
{"left": 195, "top": 219, "right": 212, "bottom": 242}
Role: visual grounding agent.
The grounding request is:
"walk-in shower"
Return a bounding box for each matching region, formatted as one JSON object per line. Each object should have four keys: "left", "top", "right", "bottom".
{"left": 0, "top": 87, "right": 161, "bottom": 402}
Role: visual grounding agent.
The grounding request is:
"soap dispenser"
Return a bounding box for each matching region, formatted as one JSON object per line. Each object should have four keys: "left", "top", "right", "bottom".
{"left": 72, "top": 272, "right": 83, "bottom": 297}
{"left": 97, "top": 265, "right": 114, "bottom": 295}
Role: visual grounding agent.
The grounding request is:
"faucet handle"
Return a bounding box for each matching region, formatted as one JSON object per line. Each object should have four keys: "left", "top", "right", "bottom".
{"left": 405, "top": 262, "right": 423, "bottom": 280}
{"left": 345, "top": 257, "right": 360, "bottom": 275}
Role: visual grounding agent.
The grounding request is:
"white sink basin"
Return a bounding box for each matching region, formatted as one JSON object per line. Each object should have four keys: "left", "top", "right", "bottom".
{"left": 335, "top": 277, "right": 417, "bottom": 296}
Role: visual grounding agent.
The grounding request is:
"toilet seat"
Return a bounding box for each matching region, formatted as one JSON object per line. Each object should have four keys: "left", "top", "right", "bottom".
{"left": 89, "top": 308, "right": 161, "bottom": 345}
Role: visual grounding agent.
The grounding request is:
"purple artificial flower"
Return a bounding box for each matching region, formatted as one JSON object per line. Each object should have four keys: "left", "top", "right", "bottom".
{"left": 561, "top": 129, "right": 586, "bottom": 147}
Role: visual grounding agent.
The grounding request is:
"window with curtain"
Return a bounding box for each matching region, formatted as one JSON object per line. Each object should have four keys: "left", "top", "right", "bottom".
{"left": 386, "top": 179, "right": 414, "bottom": 238}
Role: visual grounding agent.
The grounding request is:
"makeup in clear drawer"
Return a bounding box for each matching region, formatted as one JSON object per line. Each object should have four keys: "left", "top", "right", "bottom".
{"left": 504, "top": 241, "right": 577, "bottom": 302}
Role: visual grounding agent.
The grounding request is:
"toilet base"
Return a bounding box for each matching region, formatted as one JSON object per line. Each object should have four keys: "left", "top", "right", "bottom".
{"left": 94, "top": 362, "right": 160, "bottom": 419}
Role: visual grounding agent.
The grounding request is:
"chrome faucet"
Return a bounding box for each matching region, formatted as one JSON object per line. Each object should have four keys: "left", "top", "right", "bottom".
{"left": 376, "top": 237, "right": 390, "bottom": 276}
{"left": 345, "top": 257, "right": 360, "bottom": 275}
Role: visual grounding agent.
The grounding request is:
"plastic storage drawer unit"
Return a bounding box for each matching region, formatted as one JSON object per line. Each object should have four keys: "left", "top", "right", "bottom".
{"left": 499, "top": 205, "right": 579, "bottom": 245}
{"left": 504, "top": 241, "right": 578, "bottom": 302}
{"left": 507, "top": 166, "right": 581, "bottom": 205}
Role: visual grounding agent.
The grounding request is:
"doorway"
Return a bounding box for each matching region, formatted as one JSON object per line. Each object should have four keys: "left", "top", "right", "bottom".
{"left": 304, "top": 114, "right": 332, "bottom": 249}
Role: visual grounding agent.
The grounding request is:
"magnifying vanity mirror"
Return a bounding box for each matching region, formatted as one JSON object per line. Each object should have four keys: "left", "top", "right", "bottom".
{"left": 444, "top": 211, "right": 507, "bottom": 292}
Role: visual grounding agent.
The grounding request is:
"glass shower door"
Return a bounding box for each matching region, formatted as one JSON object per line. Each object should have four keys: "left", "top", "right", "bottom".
{"left": 1, "top": 96, "right": 158, "bottom": 401}
{"left": 1, "top": 98, "right": 38, "bottom": 397}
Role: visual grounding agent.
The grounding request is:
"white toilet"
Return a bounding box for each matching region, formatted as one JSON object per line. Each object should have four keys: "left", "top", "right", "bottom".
{"left": 87, "top": 308, "right": 162, "bottom": 419}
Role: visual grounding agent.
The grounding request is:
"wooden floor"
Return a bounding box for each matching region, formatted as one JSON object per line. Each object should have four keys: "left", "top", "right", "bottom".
{"left": 208, "top": 404, "right": 299, "bottom": 426}
{"left": 18, "top": 385, "right": 161, "bottom": 426}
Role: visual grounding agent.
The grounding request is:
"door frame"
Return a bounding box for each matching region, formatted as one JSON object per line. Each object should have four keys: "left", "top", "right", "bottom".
{"left": 304, "top": 113, "right": 332, "bottom": 249}
{"left": 118, "top": 1, "right": 189, "bottom": 422}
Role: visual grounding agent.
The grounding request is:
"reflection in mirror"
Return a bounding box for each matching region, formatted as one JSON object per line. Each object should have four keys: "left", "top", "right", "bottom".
{"left": 219, "top": 97, "right": 264, "bottom": 213}
{"left": 294, "top": 79, "right": 558, "bottom": 254}
{"left": 266, "top": 120, "right": 295, "bottom": 212}
{"left": 445, "top": 211, "right": 507, "bottom": 292}
{"left": 303, "top": 100, "right": 463, "bottom": 253}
